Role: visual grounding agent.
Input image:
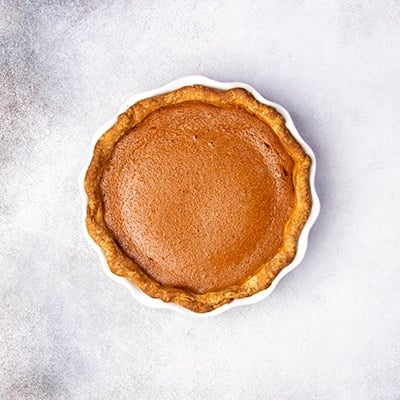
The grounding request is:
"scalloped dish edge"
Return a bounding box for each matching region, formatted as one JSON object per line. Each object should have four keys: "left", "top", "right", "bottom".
{"left": 79, "top": 76, "right": 320, "bottom": 317}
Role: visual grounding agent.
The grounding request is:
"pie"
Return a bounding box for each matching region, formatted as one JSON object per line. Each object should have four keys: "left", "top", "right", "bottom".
{"left": 84, "top": 85, "right": 312, "bottom": 313}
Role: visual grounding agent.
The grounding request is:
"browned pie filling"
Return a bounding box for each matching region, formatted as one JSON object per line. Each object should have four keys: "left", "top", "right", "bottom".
{"left": 85, "top": 86, "right": 311, "bottom": 312}
{"left": 101, "top": 102, "right": 294, "bottom": 293}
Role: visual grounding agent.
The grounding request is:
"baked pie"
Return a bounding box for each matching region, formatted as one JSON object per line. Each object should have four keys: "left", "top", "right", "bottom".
{"left": 84, "top": 85, "right": 312, "bottom": 312}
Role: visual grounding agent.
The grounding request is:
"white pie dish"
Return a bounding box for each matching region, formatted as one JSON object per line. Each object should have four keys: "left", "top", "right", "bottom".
{"left": 79, "top": 75, "right": 320, "bottom": 317}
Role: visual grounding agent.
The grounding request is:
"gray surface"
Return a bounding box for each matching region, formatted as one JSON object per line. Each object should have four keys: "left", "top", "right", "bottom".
{"left": 1, "top": 1, "right": 400, "bottom": 399}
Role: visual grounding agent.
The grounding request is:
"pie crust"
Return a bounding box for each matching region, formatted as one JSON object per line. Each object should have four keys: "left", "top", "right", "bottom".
{"left": 84, "top": 85, "right": 312, "bottom": 313}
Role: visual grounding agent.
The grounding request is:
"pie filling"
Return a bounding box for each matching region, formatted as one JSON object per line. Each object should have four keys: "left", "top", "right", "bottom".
{"left": 100, "top": 101, "right": 295, "bottom": 294}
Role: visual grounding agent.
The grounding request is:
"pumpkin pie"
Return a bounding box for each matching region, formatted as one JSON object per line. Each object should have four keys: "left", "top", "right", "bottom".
{"left": 84, "top": 85, "right": 312, "bottom": 312}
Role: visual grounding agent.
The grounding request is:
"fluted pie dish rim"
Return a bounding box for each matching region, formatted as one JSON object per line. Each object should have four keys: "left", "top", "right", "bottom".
{"left": 80, "top": 76, "right": 320, "bottom": 316}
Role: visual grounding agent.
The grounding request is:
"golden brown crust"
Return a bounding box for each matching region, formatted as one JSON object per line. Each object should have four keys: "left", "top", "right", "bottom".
{"left": 84, "top": 85, "right": 312, "bottom": 313}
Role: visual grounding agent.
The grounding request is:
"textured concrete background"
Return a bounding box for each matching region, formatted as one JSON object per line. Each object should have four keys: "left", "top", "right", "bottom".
{"left": 1, "top": 1, "right": 400, "bottom": 399}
